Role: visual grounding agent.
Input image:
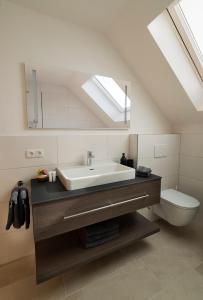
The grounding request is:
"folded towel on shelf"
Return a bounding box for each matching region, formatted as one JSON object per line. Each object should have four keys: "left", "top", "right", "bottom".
{"left": 79, "top": 232, "right": 120, "bottom": 249}
{"left": 78, "top": 228, "right": 119, "bottom": 244}
{"left": 77, "top": 218, "right": 120, "bottom": 248}
{"left": 80, "top": 219, "right": 119, "bottom": 238}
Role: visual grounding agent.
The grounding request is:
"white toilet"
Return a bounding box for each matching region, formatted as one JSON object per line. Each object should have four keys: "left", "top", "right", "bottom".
{"left": 153, "top": 189, "right": 200, "bottom": 226}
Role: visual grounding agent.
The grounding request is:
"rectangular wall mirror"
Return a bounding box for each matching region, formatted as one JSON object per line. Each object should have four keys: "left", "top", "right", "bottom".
{"left": 25, "top": 65, "right": 131, "bottom": 129}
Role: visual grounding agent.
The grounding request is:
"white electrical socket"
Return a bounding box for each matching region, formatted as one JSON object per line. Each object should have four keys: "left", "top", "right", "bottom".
{"left": 35, "top": 149, "right": 44, "bottom": 158}
{"left": 26, "top": 149, "right": 35, "bottom": 158}
{"left": 26, "top": 149, "right": 44, "bottom": 158}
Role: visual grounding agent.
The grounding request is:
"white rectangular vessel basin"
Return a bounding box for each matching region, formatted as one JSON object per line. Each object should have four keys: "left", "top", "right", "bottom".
{"left": 57, "top": 162, "right": 135, "bottom": 190}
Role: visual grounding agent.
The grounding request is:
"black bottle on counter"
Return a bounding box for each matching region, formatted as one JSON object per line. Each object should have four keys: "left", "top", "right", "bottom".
{"left": 127, "top": 159, "right": 134, "bottom": 168}
{"left": 120, "top": 153, "right": 127, "bottom": 165}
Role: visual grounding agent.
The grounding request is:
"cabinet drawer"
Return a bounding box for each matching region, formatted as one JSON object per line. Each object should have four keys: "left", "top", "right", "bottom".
{"left": 109, "top": 180, "right": 160, "bottom": 204}
{"left": 33, "top": 194, "right": 112, "bottom": 241}
{"left": 109, "top": 180, "right": 160, "bottom": 218}
{"left": 33, "top": 179, "right": 160, "bottom": 241}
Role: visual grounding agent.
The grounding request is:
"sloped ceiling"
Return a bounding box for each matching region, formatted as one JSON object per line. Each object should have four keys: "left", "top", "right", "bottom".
{"left": 8, "top": 0, "right": 203, "bottom": 128}
{"left": 108, "top": 0, "right": 203, "bottom": 127}
{"left": 7, "top": 0, "right": 130, "bottom": 32}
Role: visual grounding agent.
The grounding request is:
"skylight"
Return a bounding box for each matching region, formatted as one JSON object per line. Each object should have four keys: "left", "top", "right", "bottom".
{"left": 93, "top": 75, "right": 131, "bottom": 110}
{"left": 148, "top": 2, "right": 203, "bottom": 112}
{"left": 168, "top": 0, "right": 203, "bottom": 80}
{"left": 179, "top": 0, "right": 203, "bottom": 59}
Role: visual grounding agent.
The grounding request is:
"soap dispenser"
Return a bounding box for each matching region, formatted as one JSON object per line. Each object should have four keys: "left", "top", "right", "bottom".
{"left": 120, "top": 153, "right": 127, "bottom": 166}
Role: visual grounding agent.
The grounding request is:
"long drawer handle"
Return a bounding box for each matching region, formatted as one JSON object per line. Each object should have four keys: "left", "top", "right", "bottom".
{"left": 63, "top": 194, "right": 149, "bottom": 221}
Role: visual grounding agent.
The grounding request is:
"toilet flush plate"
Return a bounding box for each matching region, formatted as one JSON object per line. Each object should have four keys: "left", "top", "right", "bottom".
{"left": 154, "top": 144, "right": 168, "bottom": 158}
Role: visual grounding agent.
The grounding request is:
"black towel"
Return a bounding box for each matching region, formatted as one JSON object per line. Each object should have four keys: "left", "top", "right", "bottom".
{"left": 78, "top": 218, "right": 120, "bottom": 248}
{"left": 78, "top": 228, "right": 119, "bottom": 244}
{"left": 80, "top": 232, "right": 120, "bottom": 248}
{"left": 81, "top": 219, "right": 119, "bottom": 238}
{"left": 6, "top": 182, "right": 30, "bottom": 230}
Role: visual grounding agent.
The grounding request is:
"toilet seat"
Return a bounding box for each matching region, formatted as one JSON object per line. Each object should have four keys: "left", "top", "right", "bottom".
{"left": 161, "top": 189, "right": 200, "bottom": 209}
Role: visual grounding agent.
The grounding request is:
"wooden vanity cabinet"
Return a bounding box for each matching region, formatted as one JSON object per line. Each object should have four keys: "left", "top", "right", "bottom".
{"left": 31, "top": 175, "right": 161, "bottom": 283}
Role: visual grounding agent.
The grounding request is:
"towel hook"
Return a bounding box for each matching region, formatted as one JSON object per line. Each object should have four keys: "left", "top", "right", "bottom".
{"left": 17, "top": 180, "right": 23, "bottom": 187}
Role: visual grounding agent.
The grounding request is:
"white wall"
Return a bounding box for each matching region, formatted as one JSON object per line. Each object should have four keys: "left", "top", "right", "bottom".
{"left": 137, "top": 134, "right": 180, "bottom": 189}
{"left": 136, "top": 134, "right": 180, "bottom": 220}
{"left": 179, "top": 133, "right": 203, "bottom": 221}
{"left": 174, "top": 123, "right": 203, "bottom": 134}
{"left": 0, "top": 0, "right": 172, "bottom": 135}
{"left": 174, "top": 125, "right": 203, "bottom": 222}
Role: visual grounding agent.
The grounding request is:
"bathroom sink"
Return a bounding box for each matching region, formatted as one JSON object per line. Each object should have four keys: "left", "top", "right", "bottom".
{"left": 57, "top": 162, "right": 135, "bottom": 190}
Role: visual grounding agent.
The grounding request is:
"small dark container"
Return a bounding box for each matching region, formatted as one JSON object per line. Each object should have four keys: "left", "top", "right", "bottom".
{"left": 136, "top": 166, "right": 152, "bottom": 178}
{"left": 127, "top": 159, "right": 134, "bottom": 168}
{"left": 120, "top": 153, "right": 127, "bottom": 165}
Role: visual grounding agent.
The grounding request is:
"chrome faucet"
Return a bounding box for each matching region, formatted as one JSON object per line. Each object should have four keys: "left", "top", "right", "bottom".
{"left": 87, "top": 151, "right": 95, "bottom": 166}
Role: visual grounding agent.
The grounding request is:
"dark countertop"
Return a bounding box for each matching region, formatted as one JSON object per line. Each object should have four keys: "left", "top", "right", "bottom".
{"left": 31, "top": 174, "right": 161, "bottom": 206}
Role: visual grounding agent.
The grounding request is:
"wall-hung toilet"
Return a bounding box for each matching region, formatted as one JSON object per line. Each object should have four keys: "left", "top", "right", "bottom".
{"left": 153, "top": 189, "right": 200, "bottom": 226}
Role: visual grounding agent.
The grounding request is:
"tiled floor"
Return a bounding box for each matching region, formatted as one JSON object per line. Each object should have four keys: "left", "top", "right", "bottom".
{"left": 1, "top": 216, "right": 203, "bottom": 300}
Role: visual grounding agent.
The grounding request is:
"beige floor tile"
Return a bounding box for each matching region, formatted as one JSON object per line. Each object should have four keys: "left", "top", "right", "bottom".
{"left": 63, "top": 241, "right": 151, "bottom": 296}
{"left": 36, "top": 276, "right": 66, "bottom": 300}
{"left": 0, "top": 275, "right": 65, "bottom": 300}
{"left": 148, "top": 220, "right": 200, "bottom": 250}
{"left": 65, "top": 261, "right": 162, "bottom": 300}
{"left": 196, "top": 262, "right": 203, "bottom": 277}
{"left": 0, "top": 255, "right": 35, "bottom": 288}
{"left": 149, "top": 269, "right": 203, "bottom": 300}
{"left": 140, "top": 246, "right": 192, "bottom": 285}
{"left": 140, "top": 222, "right": 202, "bottom": 285}
{"left": 0, "top": 276, "right": 37, "bottom": 300}
{"left": 147, "top": 220, "right": 203, "bottom": 264}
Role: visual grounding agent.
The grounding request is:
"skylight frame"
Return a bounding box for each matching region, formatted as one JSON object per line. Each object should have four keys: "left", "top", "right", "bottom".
{"left": 168, "top": 1, "right": 203, "bottom": 81}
